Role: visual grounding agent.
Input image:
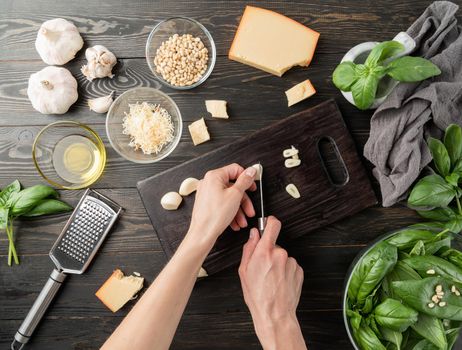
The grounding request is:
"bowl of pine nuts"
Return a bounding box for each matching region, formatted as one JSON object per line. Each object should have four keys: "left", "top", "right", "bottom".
{"left": 146, "top": 17, "right": 216, "bottom": 89}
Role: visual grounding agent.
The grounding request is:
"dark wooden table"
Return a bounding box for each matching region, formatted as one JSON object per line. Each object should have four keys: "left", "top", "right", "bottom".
{"left": 1, "top": 1, "right": 459, "bottom": 349}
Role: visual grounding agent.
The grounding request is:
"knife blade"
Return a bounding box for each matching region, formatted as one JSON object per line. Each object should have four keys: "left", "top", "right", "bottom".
{"left": 256, "top": 162, "right": 266, "bottom": 235}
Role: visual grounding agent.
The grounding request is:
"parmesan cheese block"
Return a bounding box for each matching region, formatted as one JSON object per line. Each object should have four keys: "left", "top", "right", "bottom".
{"left": 205, "top": 100, "right": 229, "bottom": 119}
{"left": 188, "top": 118, "right": 210, "bottom": 146}
{"left": 96, "top": 269, "right": 144, "bottom": 313}
{"left": 229, "top": 6, "right": 320, "bottom": 76}
{"left": 285, "top": 80, "right": 316, "bottom": 107}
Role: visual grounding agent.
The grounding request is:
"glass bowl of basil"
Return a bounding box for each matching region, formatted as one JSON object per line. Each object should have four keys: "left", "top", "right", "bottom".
{"left": 343, "top": 228, "right": 462, "bottom": 350}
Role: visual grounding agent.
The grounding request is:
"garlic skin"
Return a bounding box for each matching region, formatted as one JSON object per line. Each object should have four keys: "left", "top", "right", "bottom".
{"left": 35, "top": 18, "right": 84, "bottom": 65}
{"left": 27, "top": 66, "right": 78, "bottom": 114}
{"left": 88, "top": 91, "right": 115, "bottom": 113}
{"left": 81, "top": 45, "right": 117, "bottom": 81}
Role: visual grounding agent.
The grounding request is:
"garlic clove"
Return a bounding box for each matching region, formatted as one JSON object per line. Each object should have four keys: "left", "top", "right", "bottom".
{"left": 284, "top": 158, "right": 301, "bottom": 168}
{"left": 179, "top": 178, "right": 199, "bottom": 196}
{"left": 286, "top": 184, "right": 301, "bottom": 199}
{"left": 35, "top": 18, "right": 84, "bottom": 65}
{"left": 81, "top": 45, "right": 117, "bottom": 81}
{"left": 197, "top": 267, "right": 208, "bottom": 278}
{"left": 283, "top": 146, "right": 299, "bottom": 158}
{"left": 160, "top": 192, "right": 182, "bottom": 210}
{"left": 88, "top": 91, "right": 115, "bottom": 114}
{"left": 251, "top": 163, "right": 263, "bottom": 180}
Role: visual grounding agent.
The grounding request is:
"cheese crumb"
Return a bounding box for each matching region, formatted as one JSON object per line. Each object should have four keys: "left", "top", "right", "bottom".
{"left": 285, "top": 79, "right": 316, "bottom": 107}
{"left": 188, "top": 118, "right": 210, "bottom": 145}
{"left": 205, "top": 100, "right": 229, "bottom": 119}
{"left": 122, "top": 102, "right": 174, "bottom": 155}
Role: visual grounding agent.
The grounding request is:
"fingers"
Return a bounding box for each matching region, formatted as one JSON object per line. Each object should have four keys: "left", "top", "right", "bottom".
{"left": 239, "top": 228, "right": 260, "bottom": 270}
{"left": 241, "top": 193, "right": 255, "bottom": 218}
{"left": 217, "top": 163, "right": 245, "bottom": 182}
{"left": 235, "top": 208, "right": 248, "bottom": 228}
{"left": 230, "top": 219, "right": 240, "bottom": 231}
{"left": 232, "top": 166, "right": 257, "bottom": 194}
{"left": 260, "top": 216, "right": 282, "bottom": 246}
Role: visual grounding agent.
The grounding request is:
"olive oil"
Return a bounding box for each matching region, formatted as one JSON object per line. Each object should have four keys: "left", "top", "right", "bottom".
{"left": 52, "top": 135, "right": 103, "bottom": 184}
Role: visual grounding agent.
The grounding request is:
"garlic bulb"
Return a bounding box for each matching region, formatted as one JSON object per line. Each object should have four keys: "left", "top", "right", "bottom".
{"left": 88, "top": 91, "right": 115, "bottom": 113}
{"left": 81, "top": 45, "right": 117, "bottom": 81}
{"left": 35, "top": 18, "right": 84, "bottom": 65}
{"left": 27, "top": 66, "right": 78, "bottom": 114}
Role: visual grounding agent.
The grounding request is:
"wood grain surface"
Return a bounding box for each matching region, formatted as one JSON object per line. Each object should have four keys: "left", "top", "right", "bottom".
{"left": 138, "top": 100, "right": 376, "bottom": 275}
{"left": 1, "top": 0, "right": 459, "bottom": 349}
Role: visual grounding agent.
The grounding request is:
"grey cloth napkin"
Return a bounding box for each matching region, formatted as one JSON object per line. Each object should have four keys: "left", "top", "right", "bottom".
{"left": 363, "top": 1, "right": 462, "bottom": 207}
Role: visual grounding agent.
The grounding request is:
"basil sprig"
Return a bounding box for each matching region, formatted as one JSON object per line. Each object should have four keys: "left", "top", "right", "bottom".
{"left": 0, "top": 181, "right": 72, "bottom": 266}
{"left": 333, "top": 40, "right": 441, "bottom": 110}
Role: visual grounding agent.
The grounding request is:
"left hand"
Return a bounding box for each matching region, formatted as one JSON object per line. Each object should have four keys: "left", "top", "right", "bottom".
{"left": 189, "top": 163, "right": 257, "bottom": 243}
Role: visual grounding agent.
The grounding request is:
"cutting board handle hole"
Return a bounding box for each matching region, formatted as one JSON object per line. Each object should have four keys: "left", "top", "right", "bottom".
{"left": 317, "top": 137, "right": 349, "bottom": 186}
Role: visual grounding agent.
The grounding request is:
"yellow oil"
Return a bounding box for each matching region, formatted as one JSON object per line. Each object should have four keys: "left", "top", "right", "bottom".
{"left": 52, "top": 135, "right": 103, "bottom": 185}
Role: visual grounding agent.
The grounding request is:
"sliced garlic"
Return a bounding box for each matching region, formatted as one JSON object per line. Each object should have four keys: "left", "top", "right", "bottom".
{"left": 160, "top": 192, "right": 182, "bottom": 210}
{"left": 252, "top": 163, "right": 263, "bottom": 180}
{"left": 286, "top": 184, "right": 301, "bottom": 199}
{"left": 283, "top": 146, "right": 299, "bottom": 158}
{"left": 88, "top": 91, "right": 115, "bottom": 113}
{"left": 179, "top": 178, "right": 199, "bottom": 196}
{"left": 197, "top": 267, "right": 208, "bottom": 278}
{"left": 285, "top": 158, "right": 301, "bottom": 168}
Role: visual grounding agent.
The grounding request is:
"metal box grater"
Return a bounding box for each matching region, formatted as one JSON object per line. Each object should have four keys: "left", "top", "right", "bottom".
{"left": 12, "top": 189, "right": 122, "bottom": 350}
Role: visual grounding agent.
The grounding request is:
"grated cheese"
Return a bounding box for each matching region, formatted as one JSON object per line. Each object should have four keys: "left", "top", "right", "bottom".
{"left": 122, "top": 102, "right": 174, "bottom": 155}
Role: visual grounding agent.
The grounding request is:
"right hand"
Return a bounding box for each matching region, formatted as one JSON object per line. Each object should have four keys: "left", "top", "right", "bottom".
{"left": 238, "top": 216, "right": 306, "bottom": 350}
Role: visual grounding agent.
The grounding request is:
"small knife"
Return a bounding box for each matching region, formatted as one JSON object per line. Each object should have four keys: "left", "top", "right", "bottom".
{"left": 256, "top": 162, "right": 267, "bottom": 235}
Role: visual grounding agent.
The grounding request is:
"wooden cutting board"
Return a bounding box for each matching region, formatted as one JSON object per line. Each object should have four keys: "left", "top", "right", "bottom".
{"left": 138, "top": 99, "right": 377, "bottom": 275}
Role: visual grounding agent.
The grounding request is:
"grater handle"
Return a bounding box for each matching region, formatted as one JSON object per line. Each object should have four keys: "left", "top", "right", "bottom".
{"left": 12, "top": 269, "right": 66, "bottom": 349}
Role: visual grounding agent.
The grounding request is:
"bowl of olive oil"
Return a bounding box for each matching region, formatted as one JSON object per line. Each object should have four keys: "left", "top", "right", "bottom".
{"left": 33, "top": 121, "right": 106, "bottom": 189}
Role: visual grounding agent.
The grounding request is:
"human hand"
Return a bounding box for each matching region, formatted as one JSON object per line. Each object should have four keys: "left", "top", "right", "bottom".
{"left": 188, "top": 163, "right": 257, "bottom": 244}
{"left": 239, "top": 216, "right": 306, "bottom": 350}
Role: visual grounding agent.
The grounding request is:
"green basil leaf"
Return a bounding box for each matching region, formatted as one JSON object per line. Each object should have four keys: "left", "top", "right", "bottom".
{"left": 348, "top": 241, "right": 398, "bottom": 307}
{"left": 444, "top": 124, "right": 462, "bottom": 167}
{"left": 408, "top": 175, "right": 456, "bottom": 208}
{"left": 417, "top": 208, "right": 457, "bottom": 222}
{"left": 392, "top": 277, "right": 462, "bottom": 321}
{"left": 382, "top": 261, "right": 421, "bottom": 299}
{"left": 446, "top": 327, "right": 460, "bottom": 349}
{"left": 428, "top": 137, "right": 451, "bottom": 177}
{"left": 386, "top": 229, "right": 438, "bottom": 250}
{"left": 380, "top": 326, "right": 403, "bottom": 349}
{"left": 356, "top": 324, "right": 387, "bottom": 350}
{"left": 444, "top": 216, "right": 462, "bottom": 234}
{"left": 424, "top": 236, "right": 452, "bottom": 256}
{"left": 369, "top": 316, "right": 382, "bottom": 338}
{"left": 333, "top": 61, "right": 358, "bottom": 92}
{"left": 0, "top": 207, "right": 9, "bottom": 230}
{"left": 440, "top": 249, "right": 462, "bottom": 270}
{"left": 445, "top": 173, "right": 460, "bottom": 187}
{"left": 8, "top": 185, "right": 58, "bottom": 217}
{"left": 387, "top": 56, "right": 441, "bottom": 82}
{"left": 347, "top": 309, "right": 362, "bottom": 331}
{"left": 351, "top": 71, "right": 380, "bottom": 110}
{"left": 0, "top": 180, "right": 20, "bottom": 207}
{"left": 409, "top": 241, "right": 426, "bottom": 256}
{"left": 409, "top": 338, "right": 440, "bottom": 350}
{"left": 453, "top": 159, "right": 462, "bottom": 176}
{"left": 22, "top": 199, "right": 72, "bottom": 217}
{"left": 373, "top": 298, "right": 418, "bottom": 332}
{"left": 403, "top": 256, "right": 462, "bottom": 283}
{"left": 411, "top": 313, "right": 447, "bottom": 349}
{"left": 409, "top": 222, "right": 447, "bottom": 231}
{"left": 365, "top": 41, "right": 404, "bottom": 67}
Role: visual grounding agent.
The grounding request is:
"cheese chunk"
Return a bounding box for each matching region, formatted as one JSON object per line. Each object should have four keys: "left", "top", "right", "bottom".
{"left": 96, "top": 269, "right": 144, "bottom": 313}
{"left": 205, "top": 100, "right": 229, "bottom": 119}
{"left": 229, "top": 6, "right": 320, "bottom": 76}
{"left": 285, "top": 80, "right": 316, "bottom": 107}
{"left": 188, "top": 118, "right": 210, "bottom": 146}
{"left": 198, "top": 267, "right": 208, "bottom": 278}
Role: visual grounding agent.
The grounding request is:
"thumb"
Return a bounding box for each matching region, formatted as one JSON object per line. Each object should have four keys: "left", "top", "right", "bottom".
{"left": 232, "top": 166, "right": 257, "bottom": 194}
{"left": 240, "top": 228, "right": 260, "bottom": 268}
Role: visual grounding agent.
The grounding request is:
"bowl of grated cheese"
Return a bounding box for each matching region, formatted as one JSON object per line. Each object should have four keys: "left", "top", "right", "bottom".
{"left": 106, "top": 87, "right": 182, "bottom": 163}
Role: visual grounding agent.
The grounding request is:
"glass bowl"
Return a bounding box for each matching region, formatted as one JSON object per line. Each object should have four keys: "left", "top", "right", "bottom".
{"left": 32, "top": 121, "right": 106, "bottom": 190}
{"left": 343, "top": 228, "right": 462, "bottom": 349}
{"left": 106, "top": 87, "right": 182, "bottom": 164}
{"left": 146, "top": 17, "right": 216, "bottom": 90}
